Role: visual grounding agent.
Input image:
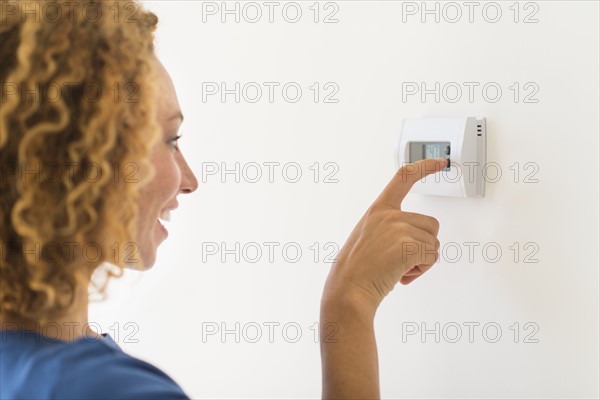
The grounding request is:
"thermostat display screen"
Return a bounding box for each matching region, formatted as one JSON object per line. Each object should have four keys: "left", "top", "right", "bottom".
{"left": 425, "top": 143, "right": 443, "bottom": 158}
{"left": 409, "top": 141, "right": 451, "bottom": 170}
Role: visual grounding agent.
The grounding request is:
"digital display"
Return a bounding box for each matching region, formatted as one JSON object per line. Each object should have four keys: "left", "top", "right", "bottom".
{"left": 424, "top": 143, "right": 443, "bottom": 159}
{"left": 408, "top": 141, "right": 451, "bottom": 170}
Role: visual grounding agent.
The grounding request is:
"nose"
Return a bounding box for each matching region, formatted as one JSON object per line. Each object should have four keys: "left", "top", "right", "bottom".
{"left": 177, "top": 151, "right": 198, "bottom": 194}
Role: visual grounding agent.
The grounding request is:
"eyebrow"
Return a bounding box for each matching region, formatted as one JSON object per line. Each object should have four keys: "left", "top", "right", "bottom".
{"left": 168, "top": 111, "right": 184, "bottom": 123}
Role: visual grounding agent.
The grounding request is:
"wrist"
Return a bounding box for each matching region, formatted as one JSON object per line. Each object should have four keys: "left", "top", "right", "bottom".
{"left": 321, "top": 282, "right": 379, "bottom": 324}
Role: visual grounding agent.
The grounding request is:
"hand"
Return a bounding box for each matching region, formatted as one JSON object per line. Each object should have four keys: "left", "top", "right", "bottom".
{"left": 322, "top": 157, "right": 447, "bottom": 314}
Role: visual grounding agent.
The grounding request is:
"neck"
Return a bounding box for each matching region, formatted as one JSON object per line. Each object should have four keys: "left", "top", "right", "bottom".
{"left": 0, "top": 272, "right": 98, "bottom": 342}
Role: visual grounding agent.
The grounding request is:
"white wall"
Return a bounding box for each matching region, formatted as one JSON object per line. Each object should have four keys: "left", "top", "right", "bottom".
{"left": 90, "top": 1, "right": 599, "bottom": 398}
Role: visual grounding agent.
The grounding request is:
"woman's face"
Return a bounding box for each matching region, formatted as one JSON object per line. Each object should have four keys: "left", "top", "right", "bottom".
{"left": 135, "top": 56, "right": 198, "bottom": 268}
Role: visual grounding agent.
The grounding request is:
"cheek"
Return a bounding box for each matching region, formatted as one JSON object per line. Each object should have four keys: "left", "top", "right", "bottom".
{"left": 138, "top": 149, "right": 181, "bottom": 217}
{"left": 156, "top": 151, "right": 181, "bottom": 199}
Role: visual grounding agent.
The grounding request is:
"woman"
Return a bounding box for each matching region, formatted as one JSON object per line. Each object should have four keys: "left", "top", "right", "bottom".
{"left": 0, "top": 1, "right": 446, "bottom": 398}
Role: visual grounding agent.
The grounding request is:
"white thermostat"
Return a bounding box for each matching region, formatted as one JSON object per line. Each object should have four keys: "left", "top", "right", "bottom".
{"left": 396, "top": 117, "right": 486, "bottom": 197}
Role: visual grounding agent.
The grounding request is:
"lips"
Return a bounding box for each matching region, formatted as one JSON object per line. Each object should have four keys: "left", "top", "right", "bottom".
{"left": 157, "top": 204, "right": 177, "bottom": 237}
{"left": 157, "top": 218, "right": 168, "bottom": 237}
{"left": 158, "top": 209, "right": 171, "bottom": 224}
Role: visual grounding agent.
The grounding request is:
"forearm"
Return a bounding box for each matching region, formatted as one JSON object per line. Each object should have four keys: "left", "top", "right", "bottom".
{"left": 320, "top": 295, "right": 380, "bottom": 400}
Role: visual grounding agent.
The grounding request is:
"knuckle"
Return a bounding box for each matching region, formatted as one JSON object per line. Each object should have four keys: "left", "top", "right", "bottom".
{"left": 363, "top": 205, "right": 382, "bottom": 223}
{"left": 367, "top": 203, "right": 388, "bottom": 217}
{"left": 428, "top": 216, "right": 440, "bottom": 230}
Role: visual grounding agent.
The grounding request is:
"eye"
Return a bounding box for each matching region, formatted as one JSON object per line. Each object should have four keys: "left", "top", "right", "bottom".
{"left": 168, "top": 134, "right": 182, "bottom": 151}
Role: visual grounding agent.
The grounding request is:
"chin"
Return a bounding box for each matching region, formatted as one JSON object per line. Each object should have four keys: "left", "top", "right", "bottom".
{"left": 125, "top": 262, "right": 154, "bottom": 271}
{"left": 124, "top": 247, "right": 156, "bottom": 271}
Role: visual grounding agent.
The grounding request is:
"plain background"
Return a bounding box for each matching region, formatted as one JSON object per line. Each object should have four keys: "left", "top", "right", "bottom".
{"left": 89, "top": 1, "right": 599, "bottom": 398}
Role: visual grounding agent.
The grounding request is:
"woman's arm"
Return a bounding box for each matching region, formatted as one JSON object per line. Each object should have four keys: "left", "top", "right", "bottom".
{"left": 319, "top": 158, "right": 447, "bottom": 399}
{"left": 320, "top": 288, "right": 379, "bottom": 399}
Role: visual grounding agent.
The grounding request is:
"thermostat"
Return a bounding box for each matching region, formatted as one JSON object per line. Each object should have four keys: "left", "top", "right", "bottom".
{"left": 396, "top": 117, "right": 486, "bottom": 197}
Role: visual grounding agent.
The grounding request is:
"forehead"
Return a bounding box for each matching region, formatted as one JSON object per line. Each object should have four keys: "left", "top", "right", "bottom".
{"left": 152, "top": 56, "right": 181, "bottom": 120}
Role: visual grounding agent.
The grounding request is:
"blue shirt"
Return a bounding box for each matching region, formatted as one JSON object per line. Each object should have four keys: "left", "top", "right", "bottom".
{"left": 0, "top": 329, "right": 189, "bottom": 399}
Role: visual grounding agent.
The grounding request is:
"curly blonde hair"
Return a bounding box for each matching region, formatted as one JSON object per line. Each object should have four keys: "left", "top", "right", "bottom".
{"left": 0, "top": 0, "right": 161, "bottom": 325}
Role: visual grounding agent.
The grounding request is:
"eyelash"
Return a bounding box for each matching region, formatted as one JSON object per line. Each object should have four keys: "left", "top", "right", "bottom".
{"left": 169, "top": 135, "right": 182, "bottom": 150}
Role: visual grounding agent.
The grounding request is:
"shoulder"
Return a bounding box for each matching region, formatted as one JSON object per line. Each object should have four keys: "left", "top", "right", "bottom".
{"left": 52, "top": 336, "right": 190, "bottom": 399}
{"left": 0, "top": 331, "right": 189, "bottom": 400}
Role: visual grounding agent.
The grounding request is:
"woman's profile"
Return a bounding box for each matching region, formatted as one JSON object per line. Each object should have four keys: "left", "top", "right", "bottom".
{"left": 0, "top": 1, "right": 445, "bottom": 398}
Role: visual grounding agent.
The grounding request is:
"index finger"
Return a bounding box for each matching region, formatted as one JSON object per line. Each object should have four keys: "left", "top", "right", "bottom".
{"left": 374, "top": 158, "right": 447, "bottom": 209}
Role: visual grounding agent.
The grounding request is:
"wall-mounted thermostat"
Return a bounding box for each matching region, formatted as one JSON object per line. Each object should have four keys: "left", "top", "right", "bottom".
{"left": 396, "top": 117, "right": 486, "bottom": 197}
